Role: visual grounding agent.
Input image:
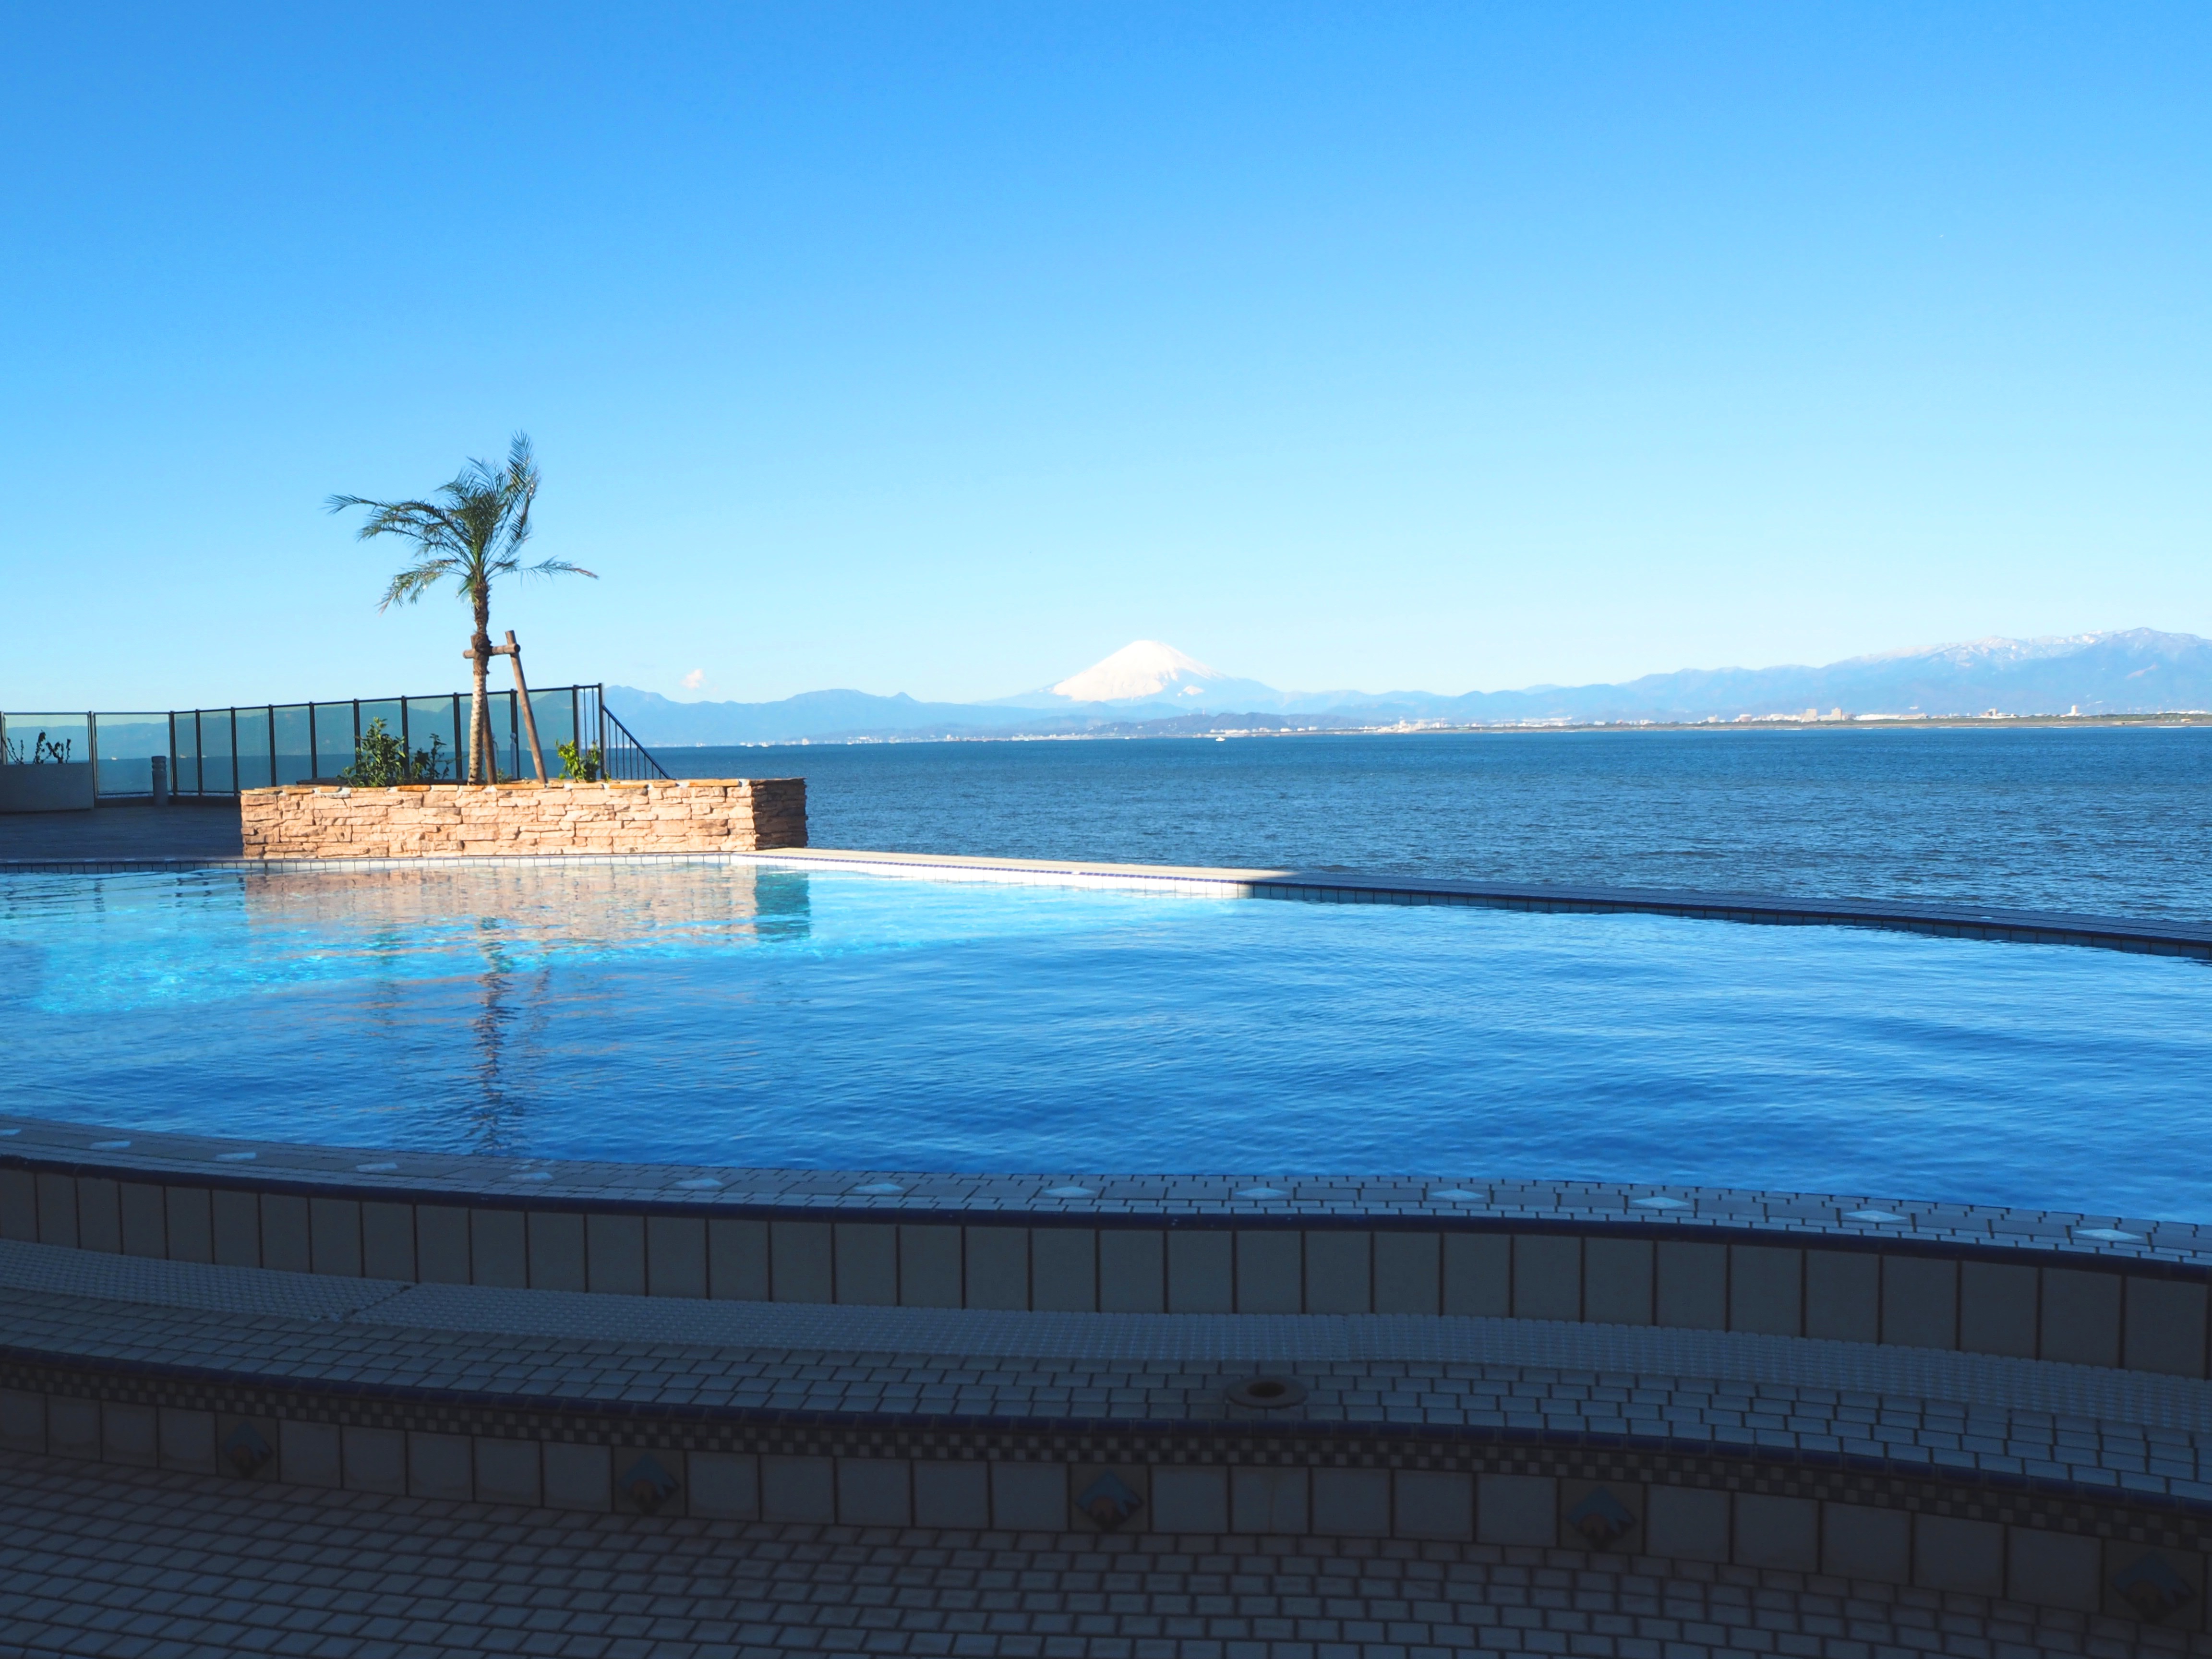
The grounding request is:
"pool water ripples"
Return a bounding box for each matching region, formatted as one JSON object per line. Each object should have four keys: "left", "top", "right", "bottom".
{"left": 5, "top": 862, "right": 2210, "bottom": 1219}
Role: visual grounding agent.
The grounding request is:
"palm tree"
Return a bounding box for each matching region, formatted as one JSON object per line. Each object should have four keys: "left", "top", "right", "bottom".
{"left": 329, "top": 434, "right": 594, "bottom": 783}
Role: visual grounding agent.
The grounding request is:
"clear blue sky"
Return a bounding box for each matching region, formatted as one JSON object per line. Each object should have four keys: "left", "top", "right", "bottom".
{"left": 3, "top": 3, "right": 2206, "bottom": 709}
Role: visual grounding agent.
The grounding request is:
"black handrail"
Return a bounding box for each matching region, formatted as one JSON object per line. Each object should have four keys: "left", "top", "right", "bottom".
{"left": 598, "top": 703, "right": 671, "bottom": 781}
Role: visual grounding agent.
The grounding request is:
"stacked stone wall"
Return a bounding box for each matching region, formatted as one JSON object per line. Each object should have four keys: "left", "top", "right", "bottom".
{"left": 239, "top": 778, "right": 805, "bottom": 859}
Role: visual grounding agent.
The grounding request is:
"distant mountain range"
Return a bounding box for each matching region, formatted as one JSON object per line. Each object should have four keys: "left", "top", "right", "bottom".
{"left": 608, "top": 629, "right": 2212, "bottom": 745}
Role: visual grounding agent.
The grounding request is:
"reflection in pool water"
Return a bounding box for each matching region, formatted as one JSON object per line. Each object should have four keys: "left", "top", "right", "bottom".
{"left": 2, "top": 863, "right": 2207, "bottom": 1219}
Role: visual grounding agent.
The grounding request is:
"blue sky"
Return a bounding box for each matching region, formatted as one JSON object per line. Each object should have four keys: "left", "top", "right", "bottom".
{"left": 2, "top": 3, "right": 2207, "bottom": 708}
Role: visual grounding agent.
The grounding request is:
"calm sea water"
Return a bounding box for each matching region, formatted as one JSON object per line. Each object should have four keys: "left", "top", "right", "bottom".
{"left": 3, "top": 861, "right": 2208, "bottom": 1218}
{"left": 663, "top": 726, "right": 2212, "bottom": 921}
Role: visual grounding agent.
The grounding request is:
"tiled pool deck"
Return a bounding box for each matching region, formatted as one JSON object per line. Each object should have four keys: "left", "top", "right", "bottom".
{"left": 11, "top": 1215, "right": 2212, "bottom": 1637}
{"left": 18, "top": 1443, "right": 2195, "bottom": 1659}
{"left": 8, "top": 842, "right": 2212, "bottom": 1646}
{"left": 9, "top": 1443, "right": 2198, "bottom": 1659}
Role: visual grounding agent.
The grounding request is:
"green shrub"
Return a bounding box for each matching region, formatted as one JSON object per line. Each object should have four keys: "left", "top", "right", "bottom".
{"left": 340, "top": 720, "right": 452, "bottom": 785}
{"left": 556, "top": 739, "right": 603, "bottom": 781}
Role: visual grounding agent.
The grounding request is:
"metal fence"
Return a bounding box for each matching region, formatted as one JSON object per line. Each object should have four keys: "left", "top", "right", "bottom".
{"left": 0, "top": 684, "right": 666, "bottom": 800}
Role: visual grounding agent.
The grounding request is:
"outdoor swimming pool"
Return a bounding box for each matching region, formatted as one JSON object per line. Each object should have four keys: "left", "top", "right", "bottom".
{"left": 5, "top": 862, "right": 2207, "bottom": 1219}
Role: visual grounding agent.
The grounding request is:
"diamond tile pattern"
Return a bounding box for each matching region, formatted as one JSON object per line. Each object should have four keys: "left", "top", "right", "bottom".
{"left": 7, "top": 1242, "right": 2212, "bottom": 1504}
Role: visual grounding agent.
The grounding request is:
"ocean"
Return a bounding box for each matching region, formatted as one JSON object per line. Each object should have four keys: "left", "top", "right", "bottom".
{"left": 660, "top": 725, "right": 2212, "bottom": 921}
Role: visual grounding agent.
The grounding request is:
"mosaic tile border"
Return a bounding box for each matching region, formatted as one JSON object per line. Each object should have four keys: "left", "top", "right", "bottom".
{"left": 5, "top": 1151, "right": 2210, "bottom": 1384}
{"left": 10, "top": 1340, "right": 2211, "bottom": 1523}
{"left": 0, "top": 1112, "right": 2195, "bottom": 1260}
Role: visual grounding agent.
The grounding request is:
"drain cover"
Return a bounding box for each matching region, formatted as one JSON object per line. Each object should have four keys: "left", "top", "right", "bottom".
{"left": 1225, "top": 1375, "right": 1308, "bottom": 1410}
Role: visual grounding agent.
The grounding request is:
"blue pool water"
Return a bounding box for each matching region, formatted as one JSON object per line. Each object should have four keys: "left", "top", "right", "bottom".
{"left": 5, "top": 862, "right": 2209, "bottom": 1219}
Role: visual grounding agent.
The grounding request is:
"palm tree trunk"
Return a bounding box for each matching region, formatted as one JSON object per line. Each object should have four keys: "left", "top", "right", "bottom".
{"left": 468, "top": 590, "right": 493, "bottom": 784}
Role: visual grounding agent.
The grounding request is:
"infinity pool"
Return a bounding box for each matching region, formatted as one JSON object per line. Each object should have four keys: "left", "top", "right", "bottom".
{"left": 4, "top": 864, "right": 2207, "bottom": 1218}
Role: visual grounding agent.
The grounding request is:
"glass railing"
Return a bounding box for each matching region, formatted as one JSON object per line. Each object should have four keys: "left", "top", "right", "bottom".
{"left": 0, "top": 684, "right": 667, "bottom": 800}
{"left": 1, "top": 713, "right": 91, "bottom": 769}
{"left": 1, "top": 711, "right": 162, "bottom": 797}
{"left": 95, "top": 714, "right": 169, "bottom": 795}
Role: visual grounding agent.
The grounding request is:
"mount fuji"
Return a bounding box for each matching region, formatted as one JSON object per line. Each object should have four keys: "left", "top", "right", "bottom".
{"left": 981, "top": 640, "right": 1302, "bottom": 713}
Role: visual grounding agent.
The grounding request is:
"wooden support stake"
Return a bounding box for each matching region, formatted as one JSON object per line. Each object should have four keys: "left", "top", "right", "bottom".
{"left": 504, "top": 630, "right": 549, "bottom": 784}
{"left": 463, "top": 637, "right": 547, "bottom": 782}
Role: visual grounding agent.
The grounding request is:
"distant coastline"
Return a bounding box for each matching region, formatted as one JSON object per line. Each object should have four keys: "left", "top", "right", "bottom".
{"left": 682, "top": 708, "right": 2212, "bottom": 747}
{"left": 614, "top": 628, "right": 2212, "bottom": 747}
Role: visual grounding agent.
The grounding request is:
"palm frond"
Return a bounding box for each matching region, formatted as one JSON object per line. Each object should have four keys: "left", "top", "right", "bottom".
{"left": 380, "top": 560, "right": 459, "bottom": 610}
{"left": 332, "top": 431, "right": 574, "bottom": 618}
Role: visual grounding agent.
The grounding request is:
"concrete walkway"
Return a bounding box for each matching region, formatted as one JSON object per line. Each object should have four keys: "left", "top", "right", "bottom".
{"left": 0, "top": 803, "right": 241, "bottom": 861}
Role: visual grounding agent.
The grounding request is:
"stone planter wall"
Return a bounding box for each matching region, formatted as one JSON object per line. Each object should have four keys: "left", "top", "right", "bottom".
{"left": 239, "top": 778, "right": 805, "bottom": 859}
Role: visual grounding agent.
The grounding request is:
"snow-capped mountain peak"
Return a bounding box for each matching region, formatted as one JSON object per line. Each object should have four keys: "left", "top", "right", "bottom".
{"left": 1051, "top": 641, "right": 1225, "bottom": 702}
